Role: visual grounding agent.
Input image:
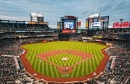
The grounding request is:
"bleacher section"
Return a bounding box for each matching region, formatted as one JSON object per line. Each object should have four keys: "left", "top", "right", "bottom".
{"left": 0, "top": 20, "right": 50, "bottom": 31}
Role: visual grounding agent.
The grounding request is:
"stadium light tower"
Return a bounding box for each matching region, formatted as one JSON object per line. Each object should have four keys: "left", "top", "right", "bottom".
{"left": 120, "top": 18, "right": 123, "bottom": 28}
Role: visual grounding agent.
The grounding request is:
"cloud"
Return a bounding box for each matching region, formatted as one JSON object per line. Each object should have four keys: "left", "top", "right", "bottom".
{"left": 0, "top": 0, "right": 130, "bottom": 28}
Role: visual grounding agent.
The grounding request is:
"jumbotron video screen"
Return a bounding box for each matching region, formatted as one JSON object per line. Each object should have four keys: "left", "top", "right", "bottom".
{"left": 64, "top": 22, "right": 74, "bottom": 29}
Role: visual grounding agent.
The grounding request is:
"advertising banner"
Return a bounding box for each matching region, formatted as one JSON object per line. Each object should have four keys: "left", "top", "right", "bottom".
{"left": 86, "top": 19, "right": 89, "bottom": 28}
{"left": 77, "top": 22, "right": 81, "bottom": 29}
{"left": 113, "top": 22, "right": 130, "bottom": 28}
{"left": 57, "top": 22, "right": 61, "bottom": 29}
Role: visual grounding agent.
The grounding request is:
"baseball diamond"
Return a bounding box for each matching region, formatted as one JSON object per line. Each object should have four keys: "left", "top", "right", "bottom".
{"left": 20, "top": 41, "right": 109, "bottom": 82}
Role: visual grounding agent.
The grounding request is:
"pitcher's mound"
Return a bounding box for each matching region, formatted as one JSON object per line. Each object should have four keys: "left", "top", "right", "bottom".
{"left": 62, "top": 57, "right": 69, "bottom": 61}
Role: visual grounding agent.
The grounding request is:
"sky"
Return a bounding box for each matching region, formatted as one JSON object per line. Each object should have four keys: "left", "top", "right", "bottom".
{"left": 0, "top": 0, "right": 130, "bottom": 28}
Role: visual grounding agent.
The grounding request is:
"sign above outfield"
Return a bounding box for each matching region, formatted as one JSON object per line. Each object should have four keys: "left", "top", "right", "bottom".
{"left": 113, "top": 22, "right": 130, "bottom": 28}
{"left": 62, "top": 29, "right": 76, "bottom": 33}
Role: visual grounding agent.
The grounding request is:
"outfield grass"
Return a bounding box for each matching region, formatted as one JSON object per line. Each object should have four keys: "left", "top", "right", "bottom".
{"left": 21, "top": 41, "right": 107, "bottom": 78}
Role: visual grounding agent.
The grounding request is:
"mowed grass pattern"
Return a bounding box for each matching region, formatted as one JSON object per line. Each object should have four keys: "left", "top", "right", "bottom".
{"left": 21, "top": 41, "right": 107, "bottom": 78}
{"left": 47, "top": 53, "right": 83, "bottom": 66}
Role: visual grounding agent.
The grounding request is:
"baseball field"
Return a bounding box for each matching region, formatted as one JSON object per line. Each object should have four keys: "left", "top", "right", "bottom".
{"left": 21, "top": 41, "right": 108, "bottom": 82}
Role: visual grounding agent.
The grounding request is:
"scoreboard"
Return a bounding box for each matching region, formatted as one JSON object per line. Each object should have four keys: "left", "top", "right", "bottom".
{"left": 60, "top": 16, "right": 78, "bottom": 34}
{"left": 86, "top": 15, "right": 109, "bottom": 30}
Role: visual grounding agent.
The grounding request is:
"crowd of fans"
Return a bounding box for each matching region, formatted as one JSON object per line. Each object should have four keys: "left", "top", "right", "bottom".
{"left": 0, "top": 56, "right": 30, "bottom": 83}
{"left": 0, "top": 39, "right": 23, "bottom": 56}
{"left": 0, "top": 38, "right": 56, "bottom": 84}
